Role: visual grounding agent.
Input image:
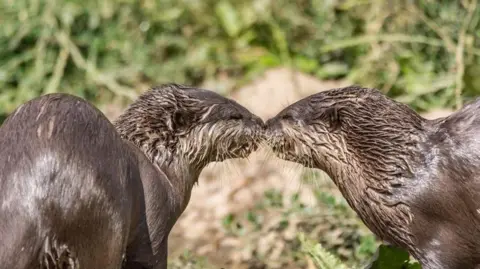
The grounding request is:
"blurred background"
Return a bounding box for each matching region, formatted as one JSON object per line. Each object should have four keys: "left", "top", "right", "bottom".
{"left": 1, "top": 0, "right": 479, "bottom": 268}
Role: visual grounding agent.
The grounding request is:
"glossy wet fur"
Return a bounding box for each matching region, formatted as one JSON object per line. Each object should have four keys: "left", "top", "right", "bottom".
{"left": 0, "top": 84, "right": 263, "bottom": 269}
{"left": 0, "top": 94, "right": 145, "bottom": 269}
{"left": 114, "top": 84, "right": 264, "bottom": 170}
{"left": 266, "top": 85, "right": 480, "bottom": 269}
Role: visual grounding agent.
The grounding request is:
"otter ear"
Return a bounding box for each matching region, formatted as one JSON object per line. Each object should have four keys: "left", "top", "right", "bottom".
{"left": 322, "top": 106, "right": 342, "bottom": 132}
{"left": 171, "top": 109, "right": 197, "bottom": 130}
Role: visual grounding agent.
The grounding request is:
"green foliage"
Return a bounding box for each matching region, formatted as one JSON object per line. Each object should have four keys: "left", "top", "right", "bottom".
{"left": 368, "top": 245, "right": 421, "bottom": 269}
{"left": 2, "top": 0, "right": 480, "bottom": 119}
{"left": 299, "top": 238, "right": 423, "bottom": 269}
{"left": 221, "top": 187, "right": 379, "bottom": 268}
{"left": 299, "top": 233, "right": 351, "bottom": 269}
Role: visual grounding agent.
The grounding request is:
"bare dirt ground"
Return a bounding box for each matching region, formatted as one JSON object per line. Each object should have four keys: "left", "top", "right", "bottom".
{"left": 103, "top": 67, "right": 454, "bottom": 269}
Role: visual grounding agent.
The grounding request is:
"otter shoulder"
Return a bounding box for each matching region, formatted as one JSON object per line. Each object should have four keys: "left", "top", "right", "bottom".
{"left": 432, "top": 98, "right": 480, "bottom": 143}
{"left": 424, "top": 98, "right": 480, "bottom": 180}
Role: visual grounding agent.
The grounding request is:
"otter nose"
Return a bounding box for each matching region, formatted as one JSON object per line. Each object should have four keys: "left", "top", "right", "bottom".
{"left": 265, "top": 117, "right": 283, "bottom": 137}
{"left": 265, "top": 118, "right": 274, "bottom": 127}
{"left": 251, "top": 115, "right": 265, "bottom": 128}
{"left": 265, "top": 117, "right": 282, "bottom": 135}
{"left": 265, "top": 117, "right": 279, "bottom": 129}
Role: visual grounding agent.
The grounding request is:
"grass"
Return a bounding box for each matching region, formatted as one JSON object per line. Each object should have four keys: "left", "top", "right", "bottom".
{"left": 1, "top": 0, "right": 480, "bottom": 116}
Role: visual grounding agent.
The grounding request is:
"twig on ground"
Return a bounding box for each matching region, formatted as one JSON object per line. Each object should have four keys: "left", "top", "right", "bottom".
{"left": 55, "top": 31, "right": 137, "bottom": 100}
{"left": 406, "top": 3, "right": 456, "bottom": 53}
{"left": 319, "top": 34, "right": 480, "bottom": 56}
{"left": 44, "top": 46, "right": 69, "bottom": 94}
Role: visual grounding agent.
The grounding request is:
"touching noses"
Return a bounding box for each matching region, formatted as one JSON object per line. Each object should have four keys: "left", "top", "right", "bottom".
{"left": 250, "top": 114, "right": 266, "bottom": 129}
{"left": 265, "top": 117, "right": 281, "bottom": 130}
{"left": 264, "top": 117, "right": 284, "bottom": 138}
{"left": 265, "top": 118, "right": 275, "bottom": 128}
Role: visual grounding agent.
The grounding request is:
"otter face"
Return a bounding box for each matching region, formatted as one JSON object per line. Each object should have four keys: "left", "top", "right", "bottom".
{"left": 265, "top": 90, "right": 351, "bottom": 170}
{"left": 265, "top": 86, "right": 424, "bottom": 174}
{"left": 115, "top": 83, "right": 264, "bottom": 169}
{"left": 171, "top": 85, "right": 265, "bottom": 165}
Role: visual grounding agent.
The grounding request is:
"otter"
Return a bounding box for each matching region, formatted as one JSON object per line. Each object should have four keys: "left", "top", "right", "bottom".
{"left": 265, "top": 85, "right": 480, "bottom": 269}
{"left": 0, "top": 83, "right": 264, "bottom": 269}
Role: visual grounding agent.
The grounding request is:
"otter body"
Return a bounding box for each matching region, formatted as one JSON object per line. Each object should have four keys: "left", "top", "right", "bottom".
{"left": 0, "top": 94, "right": 150, "bottom": 269}
{"left": 266, "top": 86, "right": 480, "bottom": 269}
{"left": 0, "top": 84, "right": 263, "bottom": 269}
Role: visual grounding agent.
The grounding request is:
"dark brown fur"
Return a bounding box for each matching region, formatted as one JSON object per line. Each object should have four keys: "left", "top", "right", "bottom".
{"left": 0, "top": 83, "right": 263, "bottom": 269}
{"left": 266, "top": 85, "right": 480, "bottom": 269}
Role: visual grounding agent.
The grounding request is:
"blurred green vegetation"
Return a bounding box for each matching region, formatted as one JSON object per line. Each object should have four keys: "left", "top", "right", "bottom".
{"left": 2, "top": 0, "right": 480, "bottom": 118}
{"left": 299, "top": 235, "right": 421, "bottom": 269}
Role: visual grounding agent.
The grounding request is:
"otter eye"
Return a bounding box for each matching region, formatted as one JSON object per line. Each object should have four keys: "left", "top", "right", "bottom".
{"left": 280, "top": 114, "right": 292, "bottom": 120}
{"left": 230, "top": 114, "right": 243, "bottom": 120}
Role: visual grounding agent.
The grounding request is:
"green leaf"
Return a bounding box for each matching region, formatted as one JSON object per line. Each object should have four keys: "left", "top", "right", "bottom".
{"left": 406, "top": 262, "right": 423, "bottom": 269}
{"left": 294, "top": 56, "right": 319, "bottom": 73}
{"left": 316, "top": 62, "right": 349, "bottom": 79}
{"left": 215, "top": 1, "right": 241, "bottom": 37}
{"left": 369, "top": 244, "right": 411, "bottom": 269}
{"left": 299, "top": 233, "right": 351, "bottom": 269}
{"left": 269, "top": 21, "right": 289, "bottom": 62}
{"left": 222, "top": 213, "right": 235, "bottom": 227}
{"left": 157, "top": 8, "right": 184, "bottom": 22}
{"left": 257, "top": 53, "right": 282, "bottom": 68}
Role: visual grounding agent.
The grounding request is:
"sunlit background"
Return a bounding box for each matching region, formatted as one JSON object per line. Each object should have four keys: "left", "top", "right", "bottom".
{"left": 1, "top": 0, "right": 479, "bottom": 268}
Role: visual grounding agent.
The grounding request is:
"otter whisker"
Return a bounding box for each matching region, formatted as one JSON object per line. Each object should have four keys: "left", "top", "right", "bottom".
{"left": 257, "top": 142, "right": 276, "bottom": 167}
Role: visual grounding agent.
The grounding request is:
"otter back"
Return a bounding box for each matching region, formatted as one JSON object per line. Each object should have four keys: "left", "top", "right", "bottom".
{"left": 0, "top": 94, "right": 145, "bottom": 269}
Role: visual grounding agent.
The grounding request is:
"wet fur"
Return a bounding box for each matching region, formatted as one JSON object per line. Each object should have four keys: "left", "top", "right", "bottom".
{"left": 0, "top": 84, "right": 263, "bottom": 269}
{"left": 266, "top": 85, "right": 480, "bottom": 269}
{"left": 0, "top": 94, "right": 144, "bottom": 269}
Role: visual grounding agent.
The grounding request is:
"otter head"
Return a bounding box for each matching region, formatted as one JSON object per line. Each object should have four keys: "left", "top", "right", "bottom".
{"left": 264, "top": 90, "right": 344, "bottom": 171}
{"left": 265, "top": 86, "right": 425, "bottom": 177}
{"left": 114, "top": 83, "right": 264, "bottom": 170}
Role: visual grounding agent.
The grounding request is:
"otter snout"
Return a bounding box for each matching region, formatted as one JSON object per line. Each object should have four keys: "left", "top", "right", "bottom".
{"left": 250, "top": 114, "right": 266, "bottom": 129}
{"left": 265, "top": 117, "right": 284, "bottom": 138}
{"left": 244, "top": 114, "right": 266, "bottom": 143}
{"left": 265, "top": 117, "right": 278, "bottom": 129}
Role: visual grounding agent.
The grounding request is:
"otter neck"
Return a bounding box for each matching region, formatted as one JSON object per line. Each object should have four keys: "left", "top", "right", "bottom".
{"left": 156, "top": 154, "right": 202, "bottom": 218}
{"left": 322, "top": 130, "right": 426, "bottom": 249}
{"left": 144, "top": 140, "right": 208, "bottom": 217}
{"left": 117, "top": 127, "right": 205, "bottom": 219}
